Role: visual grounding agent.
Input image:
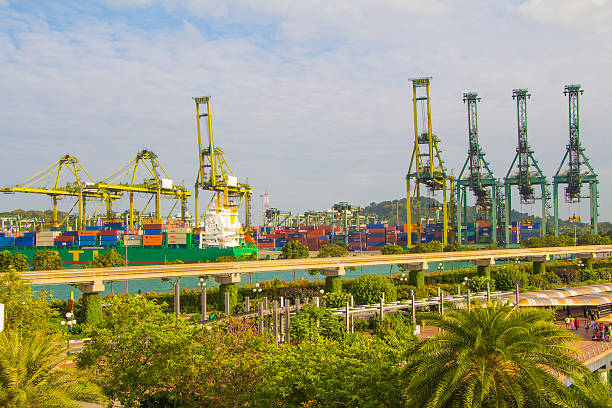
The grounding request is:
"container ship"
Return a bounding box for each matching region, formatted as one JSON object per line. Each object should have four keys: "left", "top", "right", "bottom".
{"left": 0, "top": 218, "right": 256, "bottom": 269}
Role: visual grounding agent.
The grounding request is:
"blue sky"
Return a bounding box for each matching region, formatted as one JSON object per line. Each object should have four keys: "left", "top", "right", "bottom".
{"left": 1, "top": 0, "right": 612, "bottom": 225}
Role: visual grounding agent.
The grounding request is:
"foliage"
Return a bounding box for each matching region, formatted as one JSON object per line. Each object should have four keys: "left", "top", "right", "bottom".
{"left": 81, "top": 292, "right": 102, "bottom": 327}
{"left": 0, "top": 250, "right": 29, "bottom": 272}
{"left": 408, "top": 240, "right": 443, "bottom": 253}
{"left": 317, "top": 243, "right": 348, "bottom": 258}
{"left": 466, "top": 276, "right": 495, "bottom": 292}
{"left": 289, "top": 305, "right": 344, "bottom": 342}
{"left": 380, "top": 243, "right": 406, "bottom": 255}
{"left": 554, "top": 268, "right": 581, "bottom": 285}
{"left": 581, "top": 267, "right": 599, "bottom": 282}
{"left": 597, "top": 268, "right": 612, "bottom": 281}
{"left": 88, "top": 248, "right": 125, "bottom": 268}
{"left": 31, "top": 249, "right": 63, "bottom": 271}
{"left": 370, "top": 312, "right": 417, "bottom": 346}
{"left": 324, "top": 275, "right": 342, "bottom": 293}
{"left": 252, "top": 335, "right": 408, "bottom": 408}
{"left": 397, "top": 284, "right": 440, "bottom": 300}
{"left": 217, "top": 283, "right": 238, "bottom": 312}
{"left": 492, "top": 264, "right": 528, "bottom": 291}
{"left": 556, "top": 371, "right": 612, "bottom": 407}
{"left": 577, "top": 233, "right": 611, "bottom": 246}
{"left": 279, "top": 240, "right": 310, "bottom": 259}
{"left": 351, "top": 274, "right": 397, "bottom": 305}
{"left": 0, "top": 271, "right": 57, "bottom": 335}
{"left": 404, "top": 305, "right": 586, "bottom": 407}
{"left": 0, "top": 330, "right": 106, "bottom": 407}
{"left": 79, "top": 298, "right": 272, "bottom": 407}
{"left": 278, "top": 286, "right": 321, "bottom": 301}
{"left": 528, "top": 271, "right": 562, "bottom": 289}
{"left": 443, "top": 243, "right": 469, "bottom": 252}
{"left": 522, "top": 234, "right": 574, "bottom": 248}
{"left": 324, "top": 291, "right": 352, "bottom": 308}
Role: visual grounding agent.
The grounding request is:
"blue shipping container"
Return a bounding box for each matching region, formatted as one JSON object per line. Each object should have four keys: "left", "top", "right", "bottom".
{"left": 143, "top": 230, "right": 164, "bottom": 235}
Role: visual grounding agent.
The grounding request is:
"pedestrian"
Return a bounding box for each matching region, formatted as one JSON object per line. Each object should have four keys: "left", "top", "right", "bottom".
{"left": 570, "top": 316, "right": 575, "bottom": 329}
{"left": 564, "top": 316, "right": 571, "bottom": 328}
{"left": 585, "top": 321, "right": 589, "bottom": 331}
{"left": 575, "top": 317, "right": 580, "bottom": 331}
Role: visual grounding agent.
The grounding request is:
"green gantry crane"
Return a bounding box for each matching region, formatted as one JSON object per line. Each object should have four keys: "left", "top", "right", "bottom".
{"left": 456, "top": 92, "right": 500, "bottom": 244}
{"left": 552, "top": 85, "right": 599, "bottom": 235}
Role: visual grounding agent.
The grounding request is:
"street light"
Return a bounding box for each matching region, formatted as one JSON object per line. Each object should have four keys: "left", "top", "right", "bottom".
{"left": 462, "top": 276, "right": 469, "bottom": 285}
{"left": 252, "top": 283, "right": 262, "bottom": 299}
{"left": 60, "top": 312, "right": 77, "bottom": 350}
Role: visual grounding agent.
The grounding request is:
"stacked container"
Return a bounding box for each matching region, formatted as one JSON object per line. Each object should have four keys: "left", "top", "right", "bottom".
{"left": 167, "top": 226, "right": 190, "bottom": 248}
{"left": 142, "top": 219, "right": 165, "bottom": 246}
{"left": 36, "top": 231, "right": 60, "bottom": 247}
{"left": 77, "top": 230, "right": 98, "bottom": 247}
{"left": 99, "top": 230, "right": 120, "bottom": 247}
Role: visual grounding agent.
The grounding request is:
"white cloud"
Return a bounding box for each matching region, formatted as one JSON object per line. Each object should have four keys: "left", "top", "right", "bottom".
{"left": 519, "top": 0, "right": 612, "bottom": 33}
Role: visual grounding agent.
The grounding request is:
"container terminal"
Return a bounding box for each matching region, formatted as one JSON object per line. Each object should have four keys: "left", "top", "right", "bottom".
{"left": 0, "top": 79, "right": 600, "bottom": 267}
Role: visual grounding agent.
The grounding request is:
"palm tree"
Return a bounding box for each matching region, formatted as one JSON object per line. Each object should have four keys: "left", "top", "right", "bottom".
{"left": 552, "top": 371, "right": 612, "bottom": 408}
{"left": 403, "top": 304, "right": 587, "bottom": 407}
{"left": 0, "top": 330, "right": 106, "bottom": 408}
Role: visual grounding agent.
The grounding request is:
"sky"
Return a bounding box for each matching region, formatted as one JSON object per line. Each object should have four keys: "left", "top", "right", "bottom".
{"left": 1, "top": 0, "right": 612, "bottom": 225}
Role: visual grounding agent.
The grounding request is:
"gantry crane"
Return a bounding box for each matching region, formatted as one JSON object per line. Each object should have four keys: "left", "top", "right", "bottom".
{"left": 553, "top": 85, "right": 599, "bottom": 235}
{"left": 193, "top": 96, "right": 252, "bottom": 234}
{"left": 96, "top": 150, "right": 191, "bottom": 229}
{"left": 0, "top": 154, "right": 119, "bottom": 230}
{"left": 265, "top": 208, "right": 292, "bottom": 230}
{"left": 456, "top": 92, "right": 499, "bottom": 244}
{"left": 406, "top": 77, "right": 454, "bottom": 246}
{"left": 330, "top": 202, "right": 360, "bottom": 246}
{"left": 504, "top": 89, "right": 548, "bottom": 244}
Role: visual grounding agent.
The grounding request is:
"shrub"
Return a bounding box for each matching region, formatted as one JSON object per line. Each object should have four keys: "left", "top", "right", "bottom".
{"left": 528, "top": 271, "right": 562, "bottom": 289}
{"left": 278, "top": 286, "right": 321, "bottom": 301}
{"left": 279, "top": 241, "right": 309, "bottom": 259}
{"left": 408, "top": 241, "right": 443, "bottom": 254}
{"left": 351, "top": 274, "right": 397, "bottom": 305}
{"left": 324, "top": 292, "right": 352, "bottom": 308}
{"left": 466, "top": 276, "right": 495, "bottom": 292}
{"left": 580, "top": 268, "right": 598, "bottom": 282}
{"left": 597, "top": 268, "right": 612, "bottom": 282}
{"left": 493, "top": 265, "right": 528, "bottom": 291}
{"left": 289, "top": 305, "right": 343, "bottom": 342}
{"left": 554, "top": 268, "right": 581, "bottom": 285}
{"left": 380, "top": 244, "right": 406, "bottom": 255}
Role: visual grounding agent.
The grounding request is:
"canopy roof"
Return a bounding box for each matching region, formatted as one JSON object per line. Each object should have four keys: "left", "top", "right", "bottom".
{"left": 517, "top": 283, "right": 612, "bottom": 307}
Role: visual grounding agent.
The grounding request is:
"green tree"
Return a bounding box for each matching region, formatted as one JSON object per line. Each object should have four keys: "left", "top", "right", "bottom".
{"left": 466, "top": 275, "right": 494, "bottom": 292}
{"left": 31, "top": 249, "right": 63, "bottom": 271}
{"left": 79, "top": 296, "right": 272, "bottom": 407}
{"left": 0, "top": 250, "right": 29, "bottom": 272}
{"left": 381, "top": 243, "right": 406, "bottom": 255}
{"left": 351, "top": 274, "right": 397, "bottom": 305}
{"left": 492, "top": 264, "right": 528, "bottom": 291}
{"left": 409, "top": 241, "right": 443, "bottom": 253}
{"left": 0, "top": 331, "right": 106, "bottom": 407}
{"left": 0, "top": 271, "right": 56, "bottom": 335}
{"left": 404, "top": 305, "right": 585, "bottom": 407}
{"left": 554, "top": 371, "right": 612, "bottom": 407}
{"left": 253, "top": 335, "right": 408, "bottom": 408}
{"left": 289, "top": 304, "right": 344, "bottom": 342}
{"left": 279, "top": 241, "right": 310, "bottom": 259}
{"left": 88, "top": 249, "right": 125, "bottom": 268}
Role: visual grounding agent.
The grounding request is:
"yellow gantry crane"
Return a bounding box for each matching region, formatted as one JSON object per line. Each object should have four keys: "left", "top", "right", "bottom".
{"left": 96, "top": 150, "right": 191, "bottom": 229}
{"left": 406, "top": 78, "right": 455, "bottom": 246}
{"left": 193, "top": 96, "right": 252, "bottom": 233}
{"left": 0, "top": 154, "right": 119, "bottom": 230}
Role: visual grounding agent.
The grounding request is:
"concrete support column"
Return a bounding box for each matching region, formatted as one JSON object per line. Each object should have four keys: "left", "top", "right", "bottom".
{"left": 472, "top": 258, "right": 495, "bottom": 279}
{"left": 405, "top": 262, "right": 428, "bottom": 289}
{"left": 215, "top": 273, "right": 240, "bottom": 314}
{"left": 321, "top": 266, "right": 345, "bottom": 293}
{"left": 78, "top": 281, "right": 105, "bottom": 327}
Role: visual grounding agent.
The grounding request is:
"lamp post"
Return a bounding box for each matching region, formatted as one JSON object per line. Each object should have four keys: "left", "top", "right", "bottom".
{"left": 60, "top": 312, "right": 77, "bottom": 350}
{"left": 198, "top": 278, "right": 207, "bottom": 322}
{"left": 252, "top": 283, "right": 262, "bottom": 299}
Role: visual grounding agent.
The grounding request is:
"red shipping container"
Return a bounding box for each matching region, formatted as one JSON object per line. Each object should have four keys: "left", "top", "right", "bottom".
{"left": 366, "top": 236, "right": 385, "bottom": 243}
{"left": 98, "top": 230, "right": 120, "bottom": 236}
{"left": 55, "top": 236, "right": 75, "bottom": 242}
